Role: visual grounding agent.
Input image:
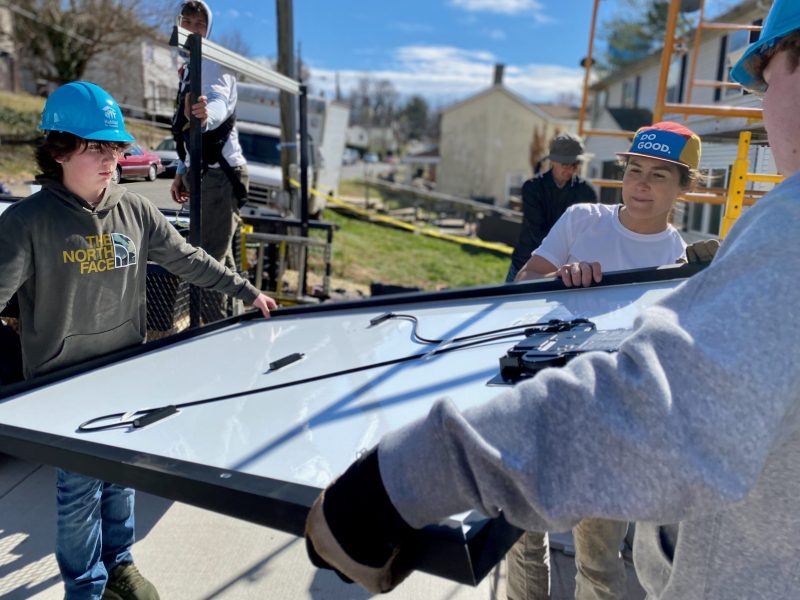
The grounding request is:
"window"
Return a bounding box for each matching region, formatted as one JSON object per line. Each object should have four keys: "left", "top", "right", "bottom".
{"left": 686, "top": 167, "right": 726, "bottom": 235}
{"left": 622, "top": 76, "right": 640, "bottom": 108}
{"left": 666, "top": 56, "right": 686, "bottom": 103}
{"left": 600, "top": 160, "right": 623, "bottom": 204}
{"left": 156, "top": 138, "right": 176, "bottom": 151}
{"left": 723, "top": 29, "right": 750, "bottom": 98}
{"left": 238, "top": 132, "right": 281, "bottom": 166}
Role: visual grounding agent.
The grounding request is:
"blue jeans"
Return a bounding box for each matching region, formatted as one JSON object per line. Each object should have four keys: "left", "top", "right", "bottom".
{"left": 56, "top": 469, "right": 135, "bottom": 599}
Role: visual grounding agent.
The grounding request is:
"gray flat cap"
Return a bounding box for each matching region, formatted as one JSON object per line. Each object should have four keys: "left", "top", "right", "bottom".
{"left": 546, "top": 132, "right": 585, "bottom": 163}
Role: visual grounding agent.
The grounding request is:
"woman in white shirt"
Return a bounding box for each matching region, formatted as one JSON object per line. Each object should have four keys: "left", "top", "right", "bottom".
{"left": 509, "top": 121, "right": 702, "bottom": 600}
{"left": 516, "top": 121, "right": 701, "bottom": 289}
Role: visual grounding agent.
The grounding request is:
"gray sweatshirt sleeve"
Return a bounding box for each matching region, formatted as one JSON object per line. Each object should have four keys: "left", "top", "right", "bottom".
{"left": 378, "top": 178, "right": 800, "bottom": 533}
{"left": 0, "top": 205, "right": 33, "bottom": 309}
{"left": 143, "top": 200, "right": 260, "bottom": 304}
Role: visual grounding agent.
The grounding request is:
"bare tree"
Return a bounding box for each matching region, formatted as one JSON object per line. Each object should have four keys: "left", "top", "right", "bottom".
{"left": 371, "top": 79, "right": 398, "bottom": 128}
{"left": 348, "top": 77, "right": 373, "bottom": 126}
{"left": 555, "top": 91, "right": 578, "bottom": 107}
{"left": 7, "top": 0, "right": 168, "bottom": 86}
{"left": 216, "top": 30, "right": 252, "bottom": 58}
{"left": 529, "top": 125, "right": 546, "bottom": 175}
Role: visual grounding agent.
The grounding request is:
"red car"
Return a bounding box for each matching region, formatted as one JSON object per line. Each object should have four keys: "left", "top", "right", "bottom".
{"left": 112, "top": 144, "right": 164, "bottom": 183}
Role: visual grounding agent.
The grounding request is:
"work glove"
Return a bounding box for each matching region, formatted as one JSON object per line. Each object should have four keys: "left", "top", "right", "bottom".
{"left": 305, "top": 447, "right": 420, "bottom": 593}
{"left": 679, "top": 239, "right": 720, "bottom": 264}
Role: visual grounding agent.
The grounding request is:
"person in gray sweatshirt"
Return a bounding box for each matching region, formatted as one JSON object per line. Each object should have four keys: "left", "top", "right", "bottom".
{"left": 304, "top": 2, "right": 800, "bottom": 598}
{"left": 0, "top": 81, "right": 276, "bottom": 599}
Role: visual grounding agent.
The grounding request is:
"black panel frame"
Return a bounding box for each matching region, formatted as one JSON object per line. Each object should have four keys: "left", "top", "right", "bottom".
{"left": 0, "top": 261, "right": 706, "bottom": 584}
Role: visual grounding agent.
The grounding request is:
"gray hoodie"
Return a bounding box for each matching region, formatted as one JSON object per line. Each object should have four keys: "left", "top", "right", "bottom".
{"left": 0, "top": 181, "right": 259, "bottom": 378}
{"left": 379, "top": 172, "right": 800, "bottom": 598}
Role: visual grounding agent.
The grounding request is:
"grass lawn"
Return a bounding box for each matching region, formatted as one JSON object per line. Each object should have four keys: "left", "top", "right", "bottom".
{"left": 313, "top": 208, "right": 510, "bottom": 290}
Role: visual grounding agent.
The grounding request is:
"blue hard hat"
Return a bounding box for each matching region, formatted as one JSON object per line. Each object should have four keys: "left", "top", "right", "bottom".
{"left": 39, "top": 81, "right": 135, "bottom": 142}
{"left": 730, "top": 0, "right": 800, "bottom": 91}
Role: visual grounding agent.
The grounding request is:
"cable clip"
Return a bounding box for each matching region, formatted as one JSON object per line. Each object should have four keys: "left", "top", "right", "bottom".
{"left": 268, "top": 352, "right": 305, "bottom": 372}
{"left": 369, "top": 312, "right": 394, "bottom": 327}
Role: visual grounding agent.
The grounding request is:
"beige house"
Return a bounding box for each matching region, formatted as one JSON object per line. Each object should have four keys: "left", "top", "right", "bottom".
{"left": 0, "top": 6, "right": 18, "bottom": 92}
{"left": 437, "top": 68, "right": 581, "bottom": 207}
{"left": 83, "top": 38, "right": 180, "bottom": 121}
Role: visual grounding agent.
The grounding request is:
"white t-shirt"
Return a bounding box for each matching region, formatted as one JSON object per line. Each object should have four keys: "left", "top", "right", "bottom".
{"left": 533, "top": 203, "right": 687, "bottom": 271}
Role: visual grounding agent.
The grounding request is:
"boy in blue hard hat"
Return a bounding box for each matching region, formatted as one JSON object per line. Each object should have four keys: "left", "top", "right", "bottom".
{"left": 0, "top": 81, "right": 277, "bottom": 599}
{"left": 304, "top": 1, "right": 800, "bottom": 598}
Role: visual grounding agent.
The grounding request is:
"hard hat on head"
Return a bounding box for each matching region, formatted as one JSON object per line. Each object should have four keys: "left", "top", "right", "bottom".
{"left": 730, "top": 0, "right": 800, "bottom": 91}
{"left": 39, "top": 81, "right": 134, "bottom": 143}
{"left": 617, "top": 121, "right": 701, "bottom": 170}
{"left": 546, "top": 132, "right": 585, "bottom": 164}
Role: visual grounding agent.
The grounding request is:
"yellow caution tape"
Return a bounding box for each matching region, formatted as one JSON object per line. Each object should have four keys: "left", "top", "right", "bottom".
{"left": 240, "top": 224, "right": 254, "bottom": 270}
{"left": 289, "top": 178, "right": 513, "bottom": 255}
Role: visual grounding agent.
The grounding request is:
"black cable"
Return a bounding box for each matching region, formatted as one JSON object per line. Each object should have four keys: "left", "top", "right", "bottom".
{"left": 373, "top": 313, "right": 576, "bottom": 346}
{"left": 78, "top": 318, "right": 586, "bottom": 433}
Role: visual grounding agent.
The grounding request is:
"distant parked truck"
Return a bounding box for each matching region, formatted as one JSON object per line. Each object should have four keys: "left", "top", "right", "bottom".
{"left": 236, "top": 82, "right": 350, "bottom": 216}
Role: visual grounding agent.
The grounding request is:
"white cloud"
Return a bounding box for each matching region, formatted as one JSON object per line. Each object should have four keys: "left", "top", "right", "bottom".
{"left": 389, "top": 21, "right": 435, "bottom": 34}
{"left": 304, "top": 44, "right": 584, "bottom": 105}
{"left": 226, "top": 9, "right": 240, "bottom": 18}
{"left": 450, "top": 0, "right": 539, "bottom": 14}
{"left": 485, "top": 28, "right": 507, "bottom": 41}
{"left": 449, "top": 0, "right": 552, "bottom": 21}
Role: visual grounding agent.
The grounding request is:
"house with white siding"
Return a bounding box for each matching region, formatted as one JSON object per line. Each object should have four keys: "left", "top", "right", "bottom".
{"left": 585, "top": 0, "right": 775, "bottom": 237}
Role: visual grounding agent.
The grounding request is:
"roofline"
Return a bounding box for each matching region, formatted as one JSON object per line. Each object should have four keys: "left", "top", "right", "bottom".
{"left": 443, "top": 84, "right": 578, "bottom": 125}
{"left": 590, "top": 0, "right": 764, "bottom": 90}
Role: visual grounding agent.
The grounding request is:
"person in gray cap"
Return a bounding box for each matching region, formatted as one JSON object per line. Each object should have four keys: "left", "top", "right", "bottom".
{"left": 506, "top": 132, "right": 597, "bottom": 282}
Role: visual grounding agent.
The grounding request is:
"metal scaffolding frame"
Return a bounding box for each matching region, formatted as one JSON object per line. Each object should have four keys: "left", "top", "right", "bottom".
{"left": 577, "top": 0, "right": 783, "bottom": 239}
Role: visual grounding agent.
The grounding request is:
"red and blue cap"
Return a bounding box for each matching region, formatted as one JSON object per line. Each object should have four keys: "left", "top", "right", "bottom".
{"left": 617, "top": 121, "right": 701, "bottom": 170}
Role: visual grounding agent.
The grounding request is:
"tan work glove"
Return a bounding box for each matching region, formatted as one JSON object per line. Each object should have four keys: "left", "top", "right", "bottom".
{"left": 305, "top": 448, "right": 420, "bottom": 594}
{"left": 678, "top": 239, "right": 720, "bottom": 264}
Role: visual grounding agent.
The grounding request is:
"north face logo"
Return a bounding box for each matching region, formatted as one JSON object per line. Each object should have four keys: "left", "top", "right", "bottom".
{"left": 112, "top": 233, "right": 137, "bottom": 267}
{"left": 62, "top": 233, "right": 137, "bottom": 274}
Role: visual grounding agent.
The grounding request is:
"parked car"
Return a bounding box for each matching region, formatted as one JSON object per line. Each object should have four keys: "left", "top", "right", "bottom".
{"left": 341, "top": 148, "right": 359, "bottom": 166}
{"left": 364, "top": 152, "right": 379, "bottom": 163}
{"left": 152, "top": 137, "right": 180, "bottom": 177}
{"left": 112, "top": 144, "right": 164, "bottom": 183}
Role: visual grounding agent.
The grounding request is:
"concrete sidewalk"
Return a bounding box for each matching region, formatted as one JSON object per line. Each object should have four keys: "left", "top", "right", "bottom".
{"left": 0, "top": 454, "right": 643, "bottom": 599}
{"left": 0, "top": 455, "right": 504, "bottom": 599}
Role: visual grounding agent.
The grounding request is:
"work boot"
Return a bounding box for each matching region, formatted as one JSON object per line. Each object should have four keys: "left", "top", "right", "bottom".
{"left": 102, "top": 563, "right": 160, "bottom": 600}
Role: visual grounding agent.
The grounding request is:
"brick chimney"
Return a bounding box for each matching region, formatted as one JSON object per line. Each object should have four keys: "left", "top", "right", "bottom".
{"left": 493, "top": 63, "right": 505, "bottom": 86}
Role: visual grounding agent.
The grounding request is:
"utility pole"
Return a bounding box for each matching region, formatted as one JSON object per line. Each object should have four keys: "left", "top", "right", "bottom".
{"left": 276, "top": 0, "right": 298, "bottom": 215}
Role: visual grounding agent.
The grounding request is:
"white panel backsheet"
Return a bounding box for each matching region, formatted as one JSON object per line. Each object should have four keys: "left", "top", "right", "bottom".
{"left": 0, "top": 279, "right": 683, "bottom": 490}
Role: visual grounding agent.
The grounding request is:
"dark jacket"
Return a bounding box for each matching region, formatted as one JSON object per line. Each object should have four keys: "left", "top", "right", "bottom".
{"left": 510, "top": 171, "right": 598, "bottom": 272}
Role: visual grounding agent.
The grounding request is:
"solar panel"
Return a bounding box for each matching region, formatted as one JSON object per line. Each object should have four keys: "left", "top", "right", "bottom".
{"left": 0, "top": 264, "right": 702, "bottom": 584}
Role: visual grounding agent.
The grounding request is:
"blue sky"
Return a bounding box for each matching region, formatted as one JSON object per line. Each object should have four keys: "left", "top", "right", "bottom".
{"left": 206, "top": 0, "right": 740, "bottom": 106}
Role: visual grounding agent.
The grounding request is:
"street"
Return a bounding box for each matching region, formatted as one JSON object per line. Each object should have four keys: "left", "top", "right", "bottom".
{"left": 124, "top": 177, "right": 175, "bottom": 210}
{"left": 125, "top": 160, "right": 395, "bottom": 211}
